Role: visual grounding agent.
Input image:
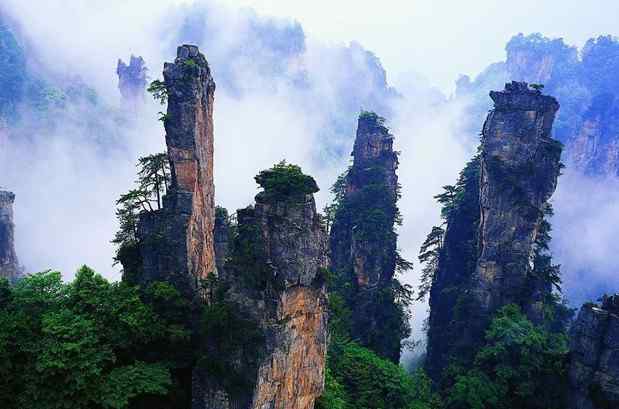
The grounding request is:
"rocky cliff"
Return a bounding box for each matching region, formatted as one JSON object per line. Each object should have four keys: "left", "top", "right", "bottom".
{"left": 426, "top": 82, "right": 563, "bottom": 381}
{"left": 474, "top": 81, "right": 562, "bottom": 318}
{"left": 138, "top": 44, "right": 216, "bottom": 298}
{"left": 194, "top": 164, "right": 328, "bottom": 409}
{"left": 329, "top": 112, "right": 406, "bottom": 362}
{"left": 457, "top": 33, "right": 619, "bottom": 177}
{"left": 0, "top": 191, "right": 20, "bottom": 282}
{"left": 569, "top": 295, "right": 619, "bottom": 409}
{"left": 117, "top": 55, "right": 147, "bottom": 114}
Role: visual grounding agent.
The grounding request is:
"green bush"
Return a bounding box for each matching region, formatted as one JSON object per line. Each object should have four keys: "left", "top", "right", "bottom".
{"left": 0, "top": 268, "right": 192, "bottom": 409}
{"left": 255, "top": 160, "right": 319, "bottom": 199}
{"left": 445, "top": 304, "right": 569, "bottom": 409}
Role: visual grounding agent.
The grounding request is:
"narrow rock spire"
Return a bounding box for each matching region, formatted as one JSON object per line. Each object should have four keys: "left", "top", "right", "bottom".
{"left": 425, "top": 81, "right": 563, "bottom": 381}
{"left": 117, "top": 55, "right": 147, "bottom": 114}
{"left": 329, "top": 111, "right": 405, "bottom": 362}
{"left": 138, "top": 45, "right": 216, "bottom": 297}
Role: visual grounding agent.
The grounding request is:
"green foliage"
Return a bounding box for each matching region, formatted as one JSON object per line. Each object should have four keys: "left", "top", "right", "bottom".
{"left": 445, "top": 305, "right": 569, "bottom": 409}
{"left": 147, "top": 80, "right": 168, "bottom": 105}
{"left": 529, "top": 83, "right": 545, "bottom": 91}
{"left": 0, "top": 267, "right": 192, "bottom": 409}
{"left": 183, "top": 58, "right": 198, "bottom": 68}
{"left": 255, "top": 160, "right": 319, "bottom": 199}
{"left": 320, "top": 288, "right": 436, "bottom": 409}
{"left": 326, "top": 340, "right": 439, "bottom": 409}
{"left": 113, "top": 153, "right": 170, "bottom": 278}
{"left": 316, "top": 368, "right": 348, "bottom": 409}
{"left": 327, "top": 155, "right": 412, "bottom": 360}
{"left": 417, "top": 155, "right": 480, "bottom": 304}
{"left": 417, "top": 226, "right": 444, "bottom": 301}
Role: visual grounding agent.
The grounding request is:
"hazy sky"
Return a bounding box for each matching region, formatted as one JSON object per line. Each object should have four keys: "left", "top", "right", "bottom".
{"left": 223, "top": 0, "right": 619, "bottom": 92}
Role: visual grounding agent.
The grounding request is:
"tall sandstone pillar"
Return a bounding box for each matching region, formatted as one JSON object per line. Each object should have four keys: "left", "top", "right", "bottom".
{"left": 138, "top": 45, "right": 216, "bottom": 297}
{"left": 474, "top": 81, "right": 562, "bottom": 316}
{"left": 426, "top": 82, "right": 563, "bottom": 381}
{"left": 329, "top": 112, "right": 403, "bottom": 362}
{"left": 0, "top": 190, "right": 20, "bottom": 282}
{"left": 250, "top": 184, "right": 329, "bottom": 409}
{"left": 194, "top": 171, "right": 329, "bottom": 409}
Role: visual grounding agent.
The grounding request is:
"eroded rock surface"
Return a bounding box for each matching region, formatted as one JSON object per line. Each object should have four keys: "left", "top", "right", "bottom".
{"left": 138, "top": 45, "right": 216, "bottom": 298}
{"left": 426, "top": 82, "right": 563, "bottom": 381}
{"left": 194, "top": 179, "right": 328, "bottom": 409}
{"left": 474, "top": 81, "right": 563, "bottom": 317}
{"left": 249, "top": 189, "right": 328, "bottom": 409}
{"left": 569, "top": 295, "right": 619, "bottom": 409}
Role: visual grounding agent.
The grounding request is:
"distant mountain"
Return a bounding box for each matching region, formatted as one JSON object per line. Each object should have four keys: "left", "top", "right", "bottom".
{"left": 457, "top": 33, "right": 619, "bottom": 176}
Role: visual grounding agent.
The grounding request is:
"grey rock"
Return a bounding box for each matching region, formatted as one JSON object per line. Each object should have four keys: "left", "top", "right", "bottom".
{"left": 569, "top": 295, "right": 619, "bottom": 409}
{"left": 0, "top": 191, "right": 21, "bottom": 282}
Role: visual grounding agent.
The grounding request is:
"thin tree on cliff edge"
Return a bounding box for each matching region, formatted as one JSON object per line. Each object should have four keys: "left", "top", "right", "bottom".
{"left": 112, "top": 153, "right": 170, "bottom": 280}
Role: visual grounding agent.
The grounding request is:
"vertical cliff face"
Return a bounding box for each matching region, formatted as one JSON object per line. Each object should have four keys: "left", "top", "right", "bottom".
{"left": 138, "top": 45, "right": 216, "bottom": 297}
{"left": 569, "top": 295, "right": 619, "bottom": 409}
{"left": 329, "top": 112, "right": 404, "bottom": 362}
{"left": 426, "top": 82, "right": 563, "bottom": 381}
{"left": 117, "top": 55, "right": 147, "bottom": 114}
{"left": 475, "top": 81, "right": 563, "bottom": 317}
{"left": 569, "top": 93, "right": 619, "bottom": 175}
{"left": 0, "top": 191, "right": 20, "bottom": 282}
{"left": 193, "top": 165, "right": 328, "bottom": 409}
{"left": 250, "top": 187, "right": 328, "bottom": 409}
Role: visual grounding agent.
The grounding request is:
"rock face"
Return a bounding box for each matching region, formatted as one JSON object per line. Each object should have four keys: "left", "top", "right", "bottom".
{"left": 426, "top": 82, "right": 563, "bottom": 381}
{"left": 474, "top": 81, "right": 562, "bottom": 317}
{"left": 0, "top": 191, "right": 20, "bottom": 282}
{"left": 569, "top": 295, "right": 619, "bottom": 409}
{"left": 456, "top": 33, "right": 619, "bottom": 178}
{"left": 117, "top": 55, "right": 147, "bottom": 114}
{"left": 249, "top": 190, "right": 328, "bottom": 409}
{"left": 569, "top": 94, "right": 619, "bottom": 175}
{"left": 329, "top": 112, "right": 403, "bottom": 362}
{"left": 138, "top": 45, "right": 216, "bottom": 298}
{"left": 194, "top": 180, "right": 329, "bottom": 409}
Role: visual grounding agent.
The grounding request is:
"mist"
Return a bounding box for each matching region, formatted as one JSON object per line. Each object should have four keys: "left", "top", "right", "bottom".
{"left": 1, "top": 0, "right": 617, "bottom": 338}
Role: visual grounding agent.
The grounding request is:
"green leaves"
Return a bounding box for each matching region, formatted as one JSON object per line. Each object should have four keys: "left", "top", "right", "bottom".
{"left": 324, "top": 340, "right": 439, "bottom": 409}
{"left": 255, "top": 160, "right": 319, "bottom": 199}
{"left": 0, "top": 268, "right": 191, "bottom": 408}
{"left": 147, "top": 79, "right": 168, "bottom": 105}
{"left": 99, "top": 362, "right": 171, "bottom": 409}
{"left": 445, "top": 305, "right": 570, "bottom": 409}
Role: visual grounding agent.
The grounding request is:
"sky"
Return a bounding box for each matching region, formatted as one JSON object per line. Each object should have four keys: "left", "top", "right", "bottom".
{"left": 225, "top": 0, "right": 619, "bottom": 92}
